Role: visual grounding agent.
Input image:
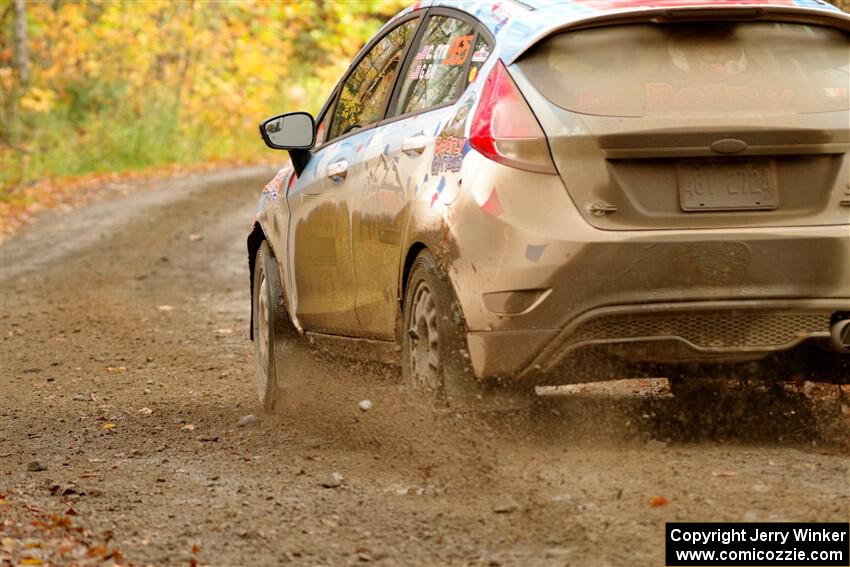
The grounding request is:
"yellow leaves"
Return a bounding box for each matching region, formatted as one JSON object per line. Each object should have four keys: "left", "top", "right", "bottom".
{"left": 101, "top": 423, "right": 116, "bottom": 430}
{"left": 5, "top": 0, "right": 409, "bottom": 194}
{"left": 0, "top": 67, "right": 14, "bottom": 91}
{"left": 20, "top": 88, "right": 57, "bottom": 113}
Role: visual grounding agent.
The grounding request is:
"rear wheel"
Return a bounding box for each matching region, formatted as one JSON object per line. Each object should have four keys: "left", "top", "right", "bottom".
{"left": 252, "top": 241, "right": 297, "bottom": 410}
{"left": 402, "top": 251, "right": 475, "bottom": 408}
{"left": 401, "top": 250, "right": 531, "bottom": 410}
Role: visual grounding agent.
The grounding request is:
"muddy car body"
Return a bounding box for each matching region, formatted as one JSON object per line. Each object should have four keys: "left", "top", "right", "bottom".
{"left": 249, "top": 0, "right": 850, "bottom": 407}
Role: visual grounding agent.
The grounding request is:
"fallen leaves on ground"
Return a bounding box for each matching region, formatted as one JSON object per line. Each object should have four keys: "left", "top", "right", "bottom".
{"left": 649, "top": 496, "right": 669, "bottom": 508}
{"left": 0, "top": 492, "right": 127, "bottom": 566}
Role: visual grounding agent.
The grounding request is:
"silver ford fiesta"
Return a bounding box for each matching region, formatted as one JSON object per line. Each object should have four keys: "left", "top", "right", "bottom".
{"left": 248, "top": 0, "right": 850, "bottom": 409}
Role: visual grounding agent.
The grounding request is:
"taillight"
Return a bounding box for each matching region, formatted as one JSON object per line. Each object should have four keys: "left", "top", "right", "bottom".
{"left": 469, "top": 60, "right": 557, "bottom": 175}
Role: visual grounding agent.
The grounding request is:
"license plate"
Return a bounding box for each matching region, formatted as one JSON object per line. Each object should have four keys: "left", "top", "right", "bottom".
{"left": 678, "top": 161, "right": 778, "bottom": 212}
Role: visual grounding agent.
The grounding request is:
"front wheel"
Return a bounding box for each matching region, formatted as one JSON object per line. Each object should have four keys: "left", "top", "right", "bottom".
{"left": 252, "top": 241, "right": 297, "bottom": 410}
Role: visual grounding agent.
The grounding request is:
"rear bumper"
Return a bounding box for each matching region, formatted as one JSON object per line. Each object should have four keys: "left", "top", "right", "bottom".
{"left": 465, "top": 299, "right": 849, "bottom": 382}
{"left": 447, "top": 154, "right": 850, "bottom": 381}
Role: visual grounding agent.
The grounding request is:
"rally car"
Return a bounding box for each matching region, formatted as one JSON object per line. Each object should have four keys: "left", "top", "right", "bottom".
{"left": 249, "top": 0, "right": 850, "bottom": 409}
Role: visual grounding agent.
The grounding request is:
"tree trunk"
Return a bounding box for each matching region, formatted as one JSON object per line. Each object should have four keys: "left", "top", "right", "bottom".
{"left": 13, "top": 0, "right": 30, "bottom": 86}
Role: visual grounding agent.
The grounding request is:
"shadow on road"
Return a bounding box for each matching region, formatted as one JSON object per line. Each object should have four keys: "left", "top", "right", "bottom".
{"left": 522, "top": 380, "right": 848, "bottom": 450}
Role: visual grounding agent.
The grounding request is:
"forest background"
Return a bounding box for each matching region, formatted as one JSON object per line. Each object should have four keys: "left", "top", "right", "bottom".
{"left": 0, "top": 0, "right": 848, "bottom": 214}
{"left": 0, "top": 0, "right": 405, "bottom": 203}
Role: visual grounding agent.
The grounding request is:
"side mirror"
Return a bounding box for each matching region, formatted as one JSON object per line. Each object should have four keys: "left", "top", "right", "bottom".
{"left": 259, "top": 112, "right": 315, "bottom": 150}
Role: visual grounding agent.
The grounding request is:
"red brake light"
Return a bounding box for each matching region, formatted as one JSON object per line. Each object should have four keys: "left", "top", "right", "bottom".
{"left": 469, "top": 60, "right": 557, "bottom": 174}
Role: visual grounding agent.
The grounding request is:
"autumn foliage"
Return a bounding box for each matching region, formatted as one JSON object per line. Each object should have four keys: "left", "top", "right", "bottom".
{"left": 0, "top": 0, "right": 405, "bottom": 197}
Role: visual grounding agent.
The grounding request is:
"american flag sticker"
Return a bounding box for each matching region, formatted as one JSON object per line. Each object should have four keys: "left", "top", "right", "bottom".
{"left": 472, "top": 47, "right": 490, "bottom": 63}
{"left": 408, "top": 63, "right": 423, "bottom": 81}
{"left": 414, "top": 44, "right": 431, "bottom": 60}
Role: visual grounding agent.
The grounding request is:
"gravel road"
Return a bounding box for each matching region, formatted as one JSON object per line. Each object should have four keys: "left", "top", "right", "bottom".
{"left": 1, "top": 167, "right": 848, "bottom": 566}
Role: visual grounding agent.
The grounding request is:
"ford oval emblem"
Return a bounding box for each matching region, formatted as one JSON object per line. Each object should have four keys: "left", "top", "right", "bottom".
{"left": 710, "top": 138, "right": 748, "bottom": 154}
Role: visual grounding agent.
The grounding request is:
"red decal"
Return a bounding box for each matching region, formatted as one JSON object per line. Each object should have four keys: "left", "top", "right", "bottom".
{"left": 481, "top": 189, "right": 503, "bottom": 216}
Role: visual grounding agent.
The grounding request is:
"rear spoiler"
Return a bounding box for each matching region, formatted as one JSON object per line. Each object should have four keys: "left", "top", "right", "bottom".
{"left": 505, "top": 4, "right": 850, "bottom": 65}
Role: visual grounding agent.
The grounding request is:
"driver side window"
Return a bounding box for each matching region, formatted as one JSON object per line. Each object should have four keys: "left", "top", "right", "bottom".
{"left": 328, "top": 19, "right": 418, "bottom": 140}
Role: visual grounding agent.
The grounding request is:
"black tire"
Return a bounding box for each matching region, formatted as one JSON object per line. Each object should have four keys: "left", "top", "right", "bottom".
{"left": 251, "top": 241, "right": 297, "bottom": 411}
{"left": 401, "top": 250, "right": 489, "bottom": 409}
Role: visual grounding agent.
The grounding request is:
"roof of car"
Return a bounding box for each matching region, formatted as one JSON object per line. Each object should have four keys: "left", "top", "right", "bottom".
{"left": 387, "top": 0, "right": 849, "bottom": 63}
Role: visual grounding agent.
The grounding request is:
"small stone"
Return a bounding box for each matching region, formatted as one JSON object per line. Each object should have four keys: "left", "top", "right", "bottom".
{"left": 188, "top": 234, "right": 203, "bottom": 242}
{"left": 143, "top": 388, "right": 152, "bottom": 395}
{"left": 27, "top": 461, "right": 47, "bottom": 472}
{"left": 493, "top": 502, "right": 518, "bottom": 514}
{"left": 199, "top": 435, "right": 219, "bottom": 442}
{"left": 752, "top": 484, "right": 770, "bottom": 493}
{"left": 238, "top": 414, "right": 258, "bottom": 427}
{"left": 321, "top": 472, "right": 344, "bottom": 488}
{"left": 358, "top": 400, "right": 373, "bottom": 412}
{"left": 72, "top": 394, "right": 87, "bottom": 401}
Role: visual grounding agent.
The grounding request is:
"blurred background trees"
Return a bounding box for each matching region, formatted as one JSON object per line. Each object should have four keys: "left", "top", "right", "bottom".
{"left": 0, "top": 0, "right": 847, "bottom": 195}
{"left": 0, "top": 0, "right": 404, "bottom": 193}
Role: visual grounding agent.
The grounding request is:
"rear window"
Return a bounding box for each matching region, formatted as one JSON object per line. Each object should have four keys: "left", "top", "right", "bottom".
{"left": 517, "top": 22, "right": 850, "bottom": 118}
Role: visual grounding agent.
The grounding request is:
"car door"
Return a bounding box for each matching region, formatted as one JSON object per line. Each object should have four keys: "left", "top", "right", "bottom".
{"left": 286, "top": 15, "right": 420, "bottom": 335}
{"left": 351, "top": 10, "right": 493, "bottom": 339}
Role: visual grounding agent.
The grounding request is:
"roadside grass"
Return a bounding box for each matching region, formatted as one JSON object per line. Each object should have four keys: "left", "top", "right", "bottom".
{"left": 0, "top": 83, "right": 289, "bottom": 238}
{"left": 3, "top": 94, "right": 260, "bottom": 195}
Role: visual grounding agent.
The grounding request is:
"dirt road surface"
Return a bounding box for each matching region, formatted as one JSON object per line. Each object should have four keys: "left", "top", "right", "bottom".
{"left": 2, "top": 167, "right": 848, "bottom": 566}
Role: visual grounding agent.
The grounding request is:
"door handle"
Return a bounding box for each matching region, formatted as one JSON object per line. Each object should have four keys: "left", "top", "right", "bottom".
{"left": 401, "top": 134, "right": 429, "bottom": 157}
{"left": 327, "top": 159, "right": 348, "bottom": 182}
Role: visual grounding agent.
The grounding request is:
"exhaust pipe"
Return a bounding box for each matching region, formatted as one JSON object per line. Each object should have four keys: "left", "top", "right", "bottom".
{"left": 831, "top": 319, "right": 850, "bottom": 353}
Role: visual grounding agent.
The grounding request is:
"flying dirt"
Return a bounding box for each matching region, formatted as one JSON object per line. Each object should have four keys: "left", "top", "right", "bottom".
{"left": 1, "top": 168, "right": 848, "bottom": 566}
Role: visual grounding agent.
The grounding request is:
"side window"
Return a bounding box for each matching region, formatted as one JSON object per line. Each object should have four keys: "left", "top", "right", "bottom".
{"left": 314, "top": 105, "right": 332, "bottom": 147}
{"left": 393, "top": 16, "right": 487, "bottom": 117}
{"left": 328, "top": 19, "right": 418, "bottom": 140}
{"left": 466, "top": 34, "right": 492, "bottom": 86}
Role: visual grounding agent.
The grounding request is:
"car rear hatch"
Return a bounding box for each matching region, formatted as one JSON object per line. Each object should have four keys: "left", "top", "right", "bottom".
{"left": 511, "top": 14, "right": 850, "bottom": 230}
